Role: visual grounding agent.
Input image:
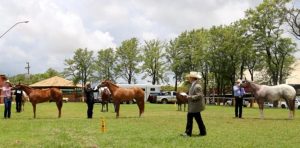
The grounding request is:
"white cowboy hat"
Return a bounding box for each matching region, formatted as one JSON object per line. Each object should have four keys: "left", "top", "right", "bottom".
{"left": 235, "top": 79, "right": 242, "bottom": 83}
{"left": 85, "top": 82, "right": 91, "bottom": 86}
{"left": 5, "top": 79, "right": 10, "bottom": 83}
{"left": 186, "top": 71, "right": 201, "bottom": 79}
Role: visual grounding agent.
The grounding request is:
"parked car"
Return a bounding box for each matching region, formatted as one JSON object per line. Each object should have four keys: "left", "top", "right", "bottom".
{"left": 156, "top": 91, "right": 177, "bottom": 104}
{"left": 264, "top": 102, "right": 273, "bottom": 108}
{"left": 280, "top": 98, "right": 300, "bottom": 109}
{"left": 63, "top": 97, "right": 69, "bottom": 103}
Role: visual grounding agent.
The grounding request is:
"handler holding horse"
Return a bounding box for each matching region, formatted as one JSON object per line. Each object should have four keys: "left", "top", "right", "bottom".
{"left": 233, "top": 79, "right": 245, "bottom": 119}
{"left": 84, "top": 82, "right": 98, "bottom": 119}
{"left": 15, "top": 84, "right": 63, "bottom": 118}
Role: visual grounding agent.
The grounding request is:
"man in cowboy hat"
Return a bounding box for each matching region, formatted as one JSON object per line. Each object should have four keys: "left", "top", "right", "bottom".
{"left": 1, "top": 80, "right": 13, "bottom": 118}
{"left": 233, "top": 79, "right": 245, "bottom": 118}
{"left": 181, "top": 72, "right": 206, "bottom": 137}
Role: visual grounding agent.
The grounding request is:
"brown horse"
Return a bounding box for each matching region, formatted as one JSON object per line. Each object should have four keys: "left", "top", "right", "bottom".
{"left": 15, "top": 84, "right": 63, "bottom": 118}
{"left": 0, "top": 75, "right": 6, "bottom": 86}
{"left": 99, "top": 80, "right": 144, "bottom": 118}
{"left": 176, "top": 92, "right": 188, "bottom": 111}
{"left": 99, "top": 87, "right": 112, "bottom": 112}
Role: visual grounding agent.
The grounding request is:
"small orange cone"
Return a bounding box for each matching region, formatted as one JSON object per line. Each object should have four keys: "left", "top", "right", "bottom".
{"left": 100, "top": 117, "right": 107, "bottom": 133}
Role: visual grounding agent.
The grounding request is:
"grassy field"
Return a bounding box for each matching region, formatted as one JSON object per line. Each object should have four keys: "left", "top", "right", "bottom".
{"left": 0, "top": 102, "right": 300, "bottom": 148}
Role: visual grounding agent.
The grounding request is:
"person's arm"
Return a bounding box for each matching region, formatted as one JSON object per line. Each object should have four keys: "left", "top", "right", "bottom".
{"left": 242, "top": 88, "right": 246, "bottom": 95}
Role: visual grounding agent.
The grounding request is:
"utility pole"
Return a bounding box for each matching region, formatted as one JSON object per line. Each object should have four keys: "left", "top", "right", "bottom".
{"left": 25, "top": 62, "right": 30, "bottom": 85}
{"left": 25, "top": 62, "right": 30, "bottom": 75}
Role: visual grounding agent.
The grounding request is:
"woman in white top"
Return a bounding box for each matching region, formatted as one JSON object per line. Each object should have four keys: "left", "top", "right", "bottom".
{"left": 1, "top": 80, "right": 13, "bottom": 118}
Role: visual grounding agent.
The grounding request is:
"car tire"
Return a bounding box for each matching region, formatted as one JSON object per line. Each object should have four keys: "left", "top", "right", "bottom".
{"left": 298, "top": 106, "right": 300, "bottom": 109}
{"left": 162, "top": 99, "right": 168, "bottom": 104}
{"left": 281, "top": 104, "right": 286, "bottom": 108}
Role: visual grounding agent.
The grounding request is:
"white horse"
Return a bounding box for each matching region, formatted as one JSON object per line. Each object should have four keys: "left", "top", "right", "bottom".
{"left": 242, "top": 79, "right": 296, "bottom": 119}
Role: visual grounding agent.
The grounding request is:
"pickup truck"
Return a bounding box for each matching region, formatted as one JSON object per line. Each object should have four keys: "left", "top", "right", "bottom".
{"left": 156, "top": 91, "right": 177, "bottom": 104}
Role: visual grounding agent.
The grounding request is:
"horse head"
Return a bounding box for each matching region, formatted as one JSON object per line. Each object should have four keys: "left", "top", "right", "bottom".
{"left": 14, "top": 84, "right": 32, "bottom": 94}
{"left": 240, "top": 78, "right": 250, "bottom": 88}
{"left": 99, "top": 80, "right": 110, "bottom": 87}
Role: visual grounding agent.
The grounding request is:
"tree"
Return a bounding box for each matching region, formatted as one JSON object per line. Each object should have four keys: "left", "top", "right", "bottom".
{"left": 115, "top": 38, "right": 141, "bottom": 84}
{"left": 64, "top": 48, "right": 95, "bottom": 86}
{"left": 287, "top": 7, "right": 300, "bottom": 39}
{"left": 245, "top": 0, "right": 296, "bottom": 85}
{"left": 95, "top": 48, "right": 117, "bottom": 82}
{"left": 9, "top": 68, "right": 61, "bottom": 84}
{"left": 165, "top": 39, "right": 186, "bottom": 91}
{"left": 141, "top": 39, "right": 166, "bottom": 85}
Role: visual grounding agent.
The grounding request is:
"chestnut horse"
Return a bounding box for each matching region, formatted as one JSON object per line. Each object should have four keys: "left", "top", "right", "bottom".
{"left": 176, "top": 92, "right": 188, "bottom": 111}
{"left": 242, "top": 79, "right": 296, "bottom": 119}
{"left": 15, "top": 84, "right": 63, "bottom": 118}
{"left": 99, "top": 80, "right": 144, "bottom": 118}
{"left": 99, "top": 87, "right": 112, "bottom": 112}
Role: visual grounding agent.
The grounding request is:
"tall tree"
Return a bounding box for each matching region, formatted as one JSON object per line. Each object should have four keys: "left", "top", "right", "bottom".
{"left": 141, "top": 39, "right": 166, "bottom": 85}
{"left": 95, "top": 48, "right": 117, "bottom": 82}
{"left": 246, "top": 0, "right": 296, "bottom": 85}
{"left": 64, "top": 48, "right": 95, "bottom": 86}
{"left": 165, "top": 39, "right": 186, "bottom": 91}
{"left": 115, "top": 38, "right": 141, "bottom": 84}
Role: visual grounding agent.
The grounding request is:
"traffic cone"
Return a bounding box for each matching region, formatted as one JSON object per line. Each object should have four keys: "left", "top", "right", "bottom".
{"left": 100, "top": 117, "right": 107, "bottom": 133}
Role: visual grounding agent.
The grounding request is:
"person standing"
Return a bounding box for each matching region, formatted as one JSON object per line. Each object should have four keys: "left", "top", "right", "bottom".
{"left": 181, "top": 72, "right": 206, "bottom": 137}
{"left": 14, "top": 83, "right": 23, "bottom": 112}
{"left": 233, "top": 79, "right": 245, "bottom": 118}
{"left": 84, "top": 82, "right": 97, "bottom": 119}
{"left": 1, "top": 80, "right": 13, "bottom": 118}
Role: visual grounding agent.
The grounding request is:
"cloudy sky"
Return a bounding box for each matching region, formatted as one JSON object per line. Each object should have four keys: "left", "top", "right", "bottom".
{"left": 0, "top": 0, "right": 299, "bottom": 82}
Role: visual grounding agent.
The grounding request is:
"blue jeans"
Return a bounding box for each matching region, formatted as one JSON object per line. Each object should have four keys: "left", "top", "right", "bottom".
{"left": 4, "top": 97, "right": 12, "bottom": 118}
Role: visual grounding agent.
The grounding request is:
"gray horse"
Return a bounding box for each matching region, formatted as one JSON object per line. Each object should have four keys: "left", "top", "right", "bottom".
{"left": 242, "top": 79, "right": 296, "bottom": 119}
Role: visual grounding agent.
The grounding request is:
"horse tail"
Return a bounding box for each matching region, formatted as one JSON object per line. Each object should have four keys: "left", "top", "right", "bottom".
{"left": 135, "top": 88, "right": 145, "bottom": 114}
{"left": 292, "top": 95, "right": 296, "bottom": 117}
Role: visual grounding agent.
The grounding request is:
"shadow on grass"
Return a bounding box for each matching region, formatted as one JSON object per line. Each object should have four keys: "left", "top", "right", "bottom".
{"left": 243, "top": 117, "right": 292, "bottom": 121}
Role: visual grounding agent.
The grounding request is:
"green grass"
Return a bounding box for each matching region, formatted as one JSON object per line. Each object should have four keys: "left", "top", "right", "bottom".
{"left": 0, "top": 102, "right": 300, "bottom": 148}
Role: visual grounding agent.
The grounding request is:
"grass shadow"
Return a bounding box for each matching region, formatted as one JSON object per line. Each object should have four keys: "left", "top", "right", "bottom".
{"left": 244, "top": 117, "right": 292, "bottom": 121}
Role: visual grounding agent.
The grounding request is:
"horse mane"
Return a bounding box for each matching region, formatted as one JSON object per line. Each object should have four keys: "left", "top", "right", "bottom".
{"left": 17, "top": 84, "right": 33, "bottom": 95}
{"left": 105, "top": 80, "right": 119, "bottom": 88}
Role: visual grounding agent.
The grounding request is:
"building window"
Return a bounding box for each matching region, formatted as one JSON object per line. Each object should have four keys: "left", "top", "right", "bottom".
{"left": 150, "top": 88, "right": 155, "bottom": 91}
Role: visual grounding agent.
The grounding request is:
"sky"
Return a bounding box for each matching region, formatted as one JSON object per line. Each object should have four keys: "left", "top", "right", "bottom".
{"left": 0, "top": 0, "right": 299, "bottom": 83}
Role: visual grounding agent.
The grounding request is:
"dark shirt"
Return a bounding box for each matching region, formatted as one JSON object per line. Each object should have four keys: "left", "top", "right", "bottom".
{"left": 14, "top": 89, "right": 23, "bottom": 99}
{"left": 84, "top": 87, "right": 96, "bottom": 103}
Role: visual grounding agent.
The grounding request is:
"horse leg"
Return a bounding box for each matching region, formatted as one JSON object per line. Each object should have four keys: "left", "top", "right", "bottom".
{"left": 101, "top": 103, "right": 104, "bottom": 112}
{"left": 184, "top": 103, "right": 186, "bottom": 112}
{"left": 115, "top": 102, "right": 120, "bottom": 118}
{"left": 106, "top": 102, "right": 108, "bottom": 112}
{"left": 56, "top": 100, "right": 62, "bottom": 118}
{"left": 32, "top": 103, "right": 36, "bottom": 118}
{"left": 258, "top": 100, "right": 264, "bottom": 119}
